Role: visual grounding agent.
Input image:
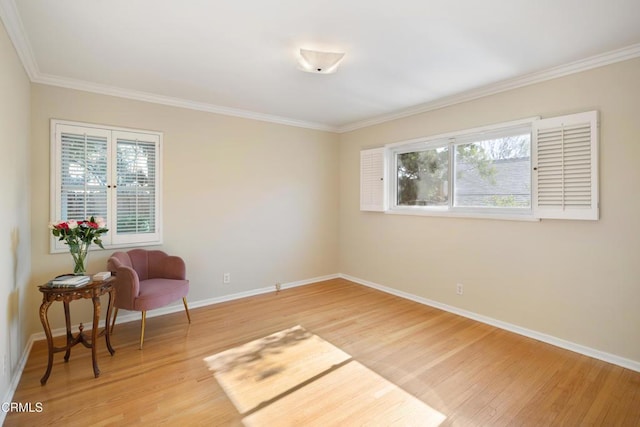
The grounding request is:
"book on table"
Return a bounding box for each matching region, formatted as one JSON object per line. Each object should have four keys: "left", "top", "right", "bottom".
{"left": 92, "top": 271, "right": 111, "bottom": 281}
{"left": 49, "top": 275, "right": 91, "bottom": 287}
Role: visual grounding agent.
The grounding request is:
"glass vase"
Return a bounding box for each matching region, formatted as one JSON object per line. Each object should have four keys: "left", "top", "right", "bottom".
{"left": 70, "top": 243, "right": 89, "bottom": 275}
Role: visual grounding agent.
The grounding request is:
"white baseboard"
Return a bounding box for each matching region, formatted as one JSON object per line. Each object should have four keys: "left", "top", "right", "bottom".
{"left": 1, "top": 334, "right": 36, "bottom": 426}
{"left": 188, "top": 273, "right": 340, "bottom": 311}
{"left": 3, "top": 272, "right": 340, "bottom": 412}
{"left": 340, "top": 273, "right": 640, "bottom": 373}
{"left": 30, "top": 273, "right": 340, "bottom": 341}
{"left": 5, "top": 269, "right": 637, "bottom": 419}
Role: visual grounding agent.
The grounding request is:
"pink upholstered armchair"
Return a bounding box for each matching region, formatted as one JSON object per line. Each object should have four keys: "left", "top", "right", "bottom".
{"left": 107, "top": 249, "right": 191, "bottom": 349}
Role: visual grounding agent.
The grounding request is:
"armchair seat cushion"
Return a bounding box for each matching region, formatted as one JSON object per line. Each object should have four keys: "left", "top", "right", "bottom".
{"left": 134, "top": 278, "right": 189, "bottom": 312}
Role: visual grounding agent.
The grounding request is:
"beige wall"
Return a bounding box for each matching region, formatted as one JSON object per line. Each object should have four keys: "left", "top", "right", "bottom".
{"left": 339, "top": 58, "right": 640, "bottom": 363}
{"left": 0, "top": 19, "right": 31, "bottom": 398}
{"left": 4, "top": 28, "right": 639, "bottom": 385}
{"left": 29, "top": 84, "right": 340, "bottom": 334}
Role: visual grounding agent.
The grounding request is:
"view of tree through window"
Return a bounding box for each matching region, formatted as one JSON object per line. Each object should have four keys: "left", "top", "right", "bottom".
{"left": 394, "top": 132, "right": 531, "bottom": 210}
{"left": 454, "top": 134, "right": 531, "bottom": 208}
{"left": 397, "top": 146, "right": 449, "bottom": 206}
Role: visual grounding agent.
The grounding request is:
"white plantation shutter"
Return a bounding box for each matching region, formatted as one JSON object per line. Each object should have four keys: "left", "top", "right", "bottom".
{"left": 532, "top": 111, "right": 598, "bottom": 220}
{"left": 53, "top": 125, "right": 110, "bottom": 251}
{"left": 360, "top": 148, "right": 386, "bottom": 211}
{"left": 58, "top": 126, "right": 109, "bottom": 221}
{"left": 113, "top": 131, "right": 160, "bottom": 244}
{"left": 51, "top": 120, "right": 162, "bottom": 252}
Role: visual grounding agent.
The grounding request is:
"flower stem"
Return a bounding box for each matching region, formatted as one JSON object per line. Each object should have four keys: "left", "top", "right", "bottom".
{"left": 71, "top": 241, "right": 89, "bottom": 274}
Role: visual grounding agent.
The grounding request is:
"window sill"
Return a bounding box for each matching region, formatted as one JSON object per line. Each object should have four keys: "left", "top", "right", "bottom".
{"left": 50, "top": 240, "right": 163, "bottom": 255}
{"left": 385, "top": 207, "right": 540, "bottom": 222}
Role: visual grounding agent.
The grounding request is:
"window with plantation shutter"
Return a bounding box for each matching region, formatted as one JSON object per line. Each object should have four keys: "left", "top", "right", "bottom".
{"left": 113, "top": 131, "right": 160, "bottom": 244}
{"left": 532, "top": 111, "right": 598, "bottom": 220}
{"left": 51, "top": 120, "right": 162, "bottom": 252}
{"left": 363, "top": 111, "right": 599, "bottom": 221}
{"left": 58, "top": 125, "right": 109, "bottom": 223}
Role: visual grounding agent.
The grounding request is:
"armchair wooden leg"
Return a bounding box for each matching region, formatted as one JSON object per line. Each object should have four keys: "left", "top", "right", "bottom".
{"left": 183, "top": 297, "right": 192, "bottom": 324}
{"left": 111, "top": 307, "right": 119, "bottom": 333}
{"left": 139, "top": 311, "right": 146, "bottom": 350}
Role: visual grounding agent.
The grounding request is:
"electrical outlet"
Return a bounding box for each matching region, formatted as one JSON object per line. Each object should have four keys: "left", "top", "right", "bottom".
{"left": 456, "top": 283, "right": 464, "bottom": 295}
{"left": 275, "top": 282, "right": 281, "bottom": 292}
{"left": 223, "top": 273, "right": 231, "bottom": 284}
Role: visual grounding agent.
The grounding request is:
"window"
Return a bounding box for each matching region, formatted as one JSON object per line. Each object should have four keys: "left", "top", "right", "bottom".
{"left": 397, "top": 144, "right": 449, "bottom": 207}
{"left": 51, "top": 120, "right": 162, "bottom": 252}
{"left": 389, "top": 122, "right": 533, "bottom": 217}
{"left": 453, "top": 130, "right": 531, "bottom": 209}
{"left": 361, "top": 111, "right": 598, "bottom": 221}
{"left": 114, "top": 132, "right": 159, "bottom": 243}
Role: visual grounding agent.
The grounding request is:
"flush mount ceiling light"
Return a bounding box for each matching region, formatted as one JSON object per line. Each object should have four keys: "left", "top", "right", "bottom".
{"left": 297, "top": 48, "right": 346, "bottom": 74}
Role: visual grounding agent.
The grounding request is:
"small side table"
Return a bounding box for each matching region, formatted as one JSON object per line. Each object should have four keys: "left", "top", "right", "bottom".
{"left": 38, "top": 276, "right": 116, "bottom": 385}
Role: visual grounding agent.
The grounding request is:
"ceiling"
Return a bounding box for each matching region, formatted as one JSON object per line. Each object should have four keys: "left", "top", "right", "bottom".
{"left": 2, "top": 0, "right": 640, "bottom": 132}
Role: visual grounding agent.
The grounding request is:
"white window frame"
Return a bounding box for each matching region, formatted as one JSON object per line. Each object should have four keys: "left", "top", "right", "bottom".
{"left": 50, "top": 119, "right": 163, "bottom": 253}
{"left": 386, "top": 117, "right": 538, "bottom": 221}
{"left": 389, "top": 138, "right": 451, "bottom": 214}
{"left": 361, "top": 111, "right": 599, "bottom": 222}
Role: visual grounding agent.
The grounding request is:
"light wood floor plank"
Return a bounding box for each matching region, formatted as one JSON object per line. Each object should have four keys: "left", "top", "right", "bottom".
{"left": 5, "top": 278, "right": 640, "bottom": 426}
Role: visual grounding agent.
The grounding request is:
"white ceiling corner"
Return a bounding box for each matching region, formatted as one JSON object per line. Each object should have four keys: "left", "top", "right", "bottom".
{"left": 0, "top": 0, "right": 38, "bottom": 79}
{"left": 3, "top": 0, "right": 640, "bottom": 133}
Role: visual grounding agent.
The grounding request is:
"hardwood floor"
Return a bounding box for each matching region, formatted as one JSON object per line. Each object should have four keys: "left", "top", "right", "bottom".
{"left": 5, "top": 278, "right": 640, "bottom": 426}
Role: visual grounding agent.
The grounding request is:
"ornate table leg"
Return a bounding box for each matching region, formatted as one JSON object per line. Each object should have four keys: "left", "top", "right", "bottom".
{"left": 63, "top": 301, "right": 72, "bottom": 362}
{"left": 91, "top": 294, "right": 101, "bottom": 378}
{"left": 104, "top": 287, "right": 116, "bottom": 355}
{"left": 39, "top": 299, "right": 54, "bottom": 385}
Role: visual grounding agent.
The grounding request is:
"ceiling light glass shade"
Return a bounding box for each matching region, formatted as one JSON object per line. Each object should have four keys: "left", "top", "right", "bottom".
{"left": 298, "top": 48, "right": 346, "bottom": 74}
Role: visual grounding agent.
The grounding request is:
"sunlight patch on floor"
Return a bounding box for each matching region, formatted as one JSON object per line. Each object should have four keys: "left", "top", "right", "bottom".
{"left": 204, "top": 325, "right": 446, "bottom": 426}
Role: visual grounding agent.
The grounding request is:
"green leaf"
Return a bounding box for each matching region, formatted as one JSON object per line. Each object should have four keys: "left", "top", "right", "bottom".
{"left": 94, "top": 238, "right": 105, "bottom": 249}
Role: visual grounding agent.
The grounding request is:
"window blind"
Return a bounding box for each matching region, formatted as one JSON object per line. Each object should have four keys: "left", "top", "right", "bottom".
{"left": 60, "top": 131, "right": 108, "bottom": 221}
{"left": 51, "top": 120, "right": 163, "bottom": 252}
{"left": 111, "top": 130, "right": 161, "bottom": 245}
{"left": 116, "top": 138, "right": 157, "bottom": 235}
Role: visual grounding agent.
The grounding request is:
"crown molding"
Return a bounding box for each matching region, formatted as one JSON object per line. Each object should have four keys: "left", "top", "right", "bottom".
{"left": 32, "top": 73, "right": 338, "bottom": 132}
{"left": 2, "top": 0, "right": 639, "bottom": 134}
{"left": 0, "top": 0, "right": 336, "bottom": 132}
{"left": 337, "top": 43, "right": 640, "bottom": 133}
{"left": 0, "top": 0, "right": 38, "bottom": 79}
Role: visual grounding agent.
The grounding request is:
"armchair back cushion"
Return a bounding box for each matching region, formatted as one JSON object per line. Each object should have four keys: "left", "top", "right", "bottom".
{"left": 107, "top": 249, "right": 189, "bottom": 312}
{"left": 113, "top": 249, "right": 187, "bottom": 281}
